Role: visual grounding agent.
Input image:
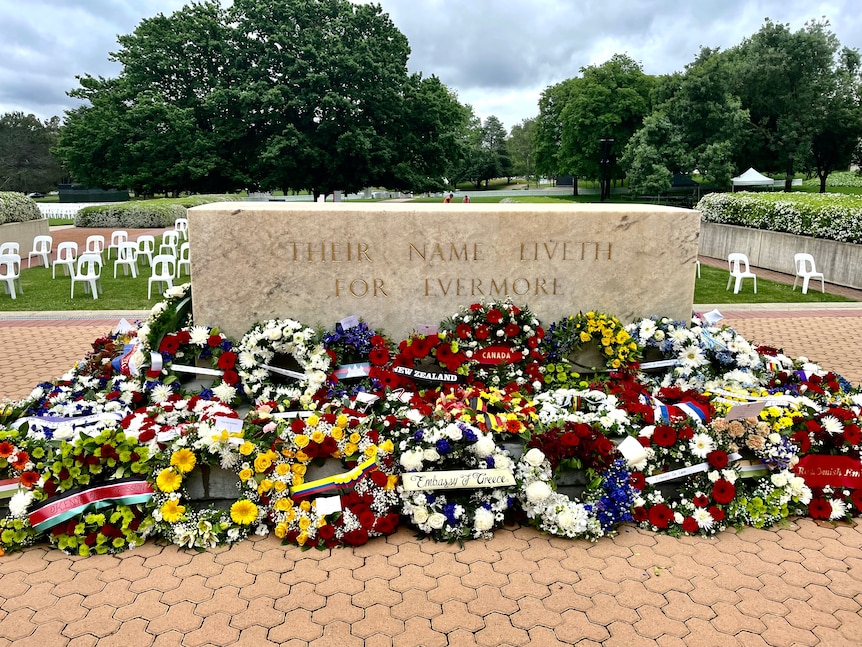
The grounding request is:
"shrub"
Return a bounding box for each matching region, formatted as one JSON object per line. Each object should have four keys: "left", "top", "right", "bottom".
{"left": 0, "top": 192, "right": 42, "bottom": 225}
{"left": 697, "top": 191, "right": 862, "bottom": 244}
{"left": 74, "top": 195, "right": 242, "bottom": 229}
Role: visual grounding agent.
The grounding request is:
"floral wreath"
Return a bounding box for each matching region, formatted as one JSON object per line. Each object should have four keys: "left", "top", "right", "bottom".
{"left": 33, "top": 428, "right": 155, "bottom": 556}
{"left": 143, "top": 326, "right": 240, "bottom": 405}
{"left": 137, "top": 283, "right": 193, "bottom": 353}
{"left": 630, "top": 419, "right": 742, "bottom": 537}
{"left": 709, "top": 415, "right": 812, "bottom": 528}
{"left": 267, "top": 411, "right": 400, "bottom": 549}
{"left": 544, "top": 311, "right": 640, "bottom": 375}
{"left": 515, "top": 447, "right": 634, "bottom": 540}
{"left": 386, "top": 331, "right": 469, "bottom": 394}
{"left": 120, "top": 395, "right": 238, "bottom": 450}
{"left": 439, "top": 299, "right": 545, "bottom": 391}
{"left": 0, "top": 429, "right": 58, "bottom": 554}
{"left": 531, "top": 388, "right": 638, "bottom": 438}
{"left": 786, "top": 403, "right": 862, "bottom": 521}
{"left": 397, "top": 420, "right": 514, "bottom": 543}
{"left": 322, "top": 319, "right": 393, "bottom": 402}
{"left": 150, "top": 419, "right": 268, "bottom": 550}
{"left": 236, "top": 319, "right": 331, "bottom": 407}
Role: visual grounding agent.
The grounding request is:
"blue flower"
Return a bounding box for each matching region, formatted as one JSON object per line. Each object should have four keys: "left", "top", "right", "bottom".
{"left": 436, "top": 438, "right": 452, "bottom": 454}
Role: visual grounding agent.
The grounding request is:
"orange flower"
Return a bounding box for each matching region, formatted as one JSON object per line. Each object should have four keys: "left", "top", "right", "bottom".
{"left": 19, "top": 471, "right": 40, "bottom": 489}
{"left": 11, "top": 452, "right": 29, "bottom": 471}
{"left": 0, "top": 441, "right": 14, "bottom": 458}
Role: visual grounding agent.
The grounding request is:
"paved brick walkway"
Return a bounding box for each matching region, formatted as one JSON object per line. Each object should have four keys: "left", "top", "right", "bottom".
{"left": 1, "top": 255, "right": 862, "bottom": 644}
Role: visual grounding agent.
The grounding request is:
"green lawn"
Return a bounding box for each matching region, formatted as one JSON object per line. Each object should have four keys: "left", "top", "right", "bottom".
{"left": 693, "top": 264, "right": 851, "bottom": 304}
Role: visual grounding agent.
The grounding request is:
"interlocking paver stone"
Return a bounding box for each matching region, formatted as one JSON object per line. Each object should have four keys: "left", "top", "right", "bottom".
{"left": 473, "top": 612, "right": 529, "bottom": 647}
{"left": 393, "top": 617, "right": 447, "bottom": 647}
{"left": 431, "top": 600, "right": 485, "bottom": 634}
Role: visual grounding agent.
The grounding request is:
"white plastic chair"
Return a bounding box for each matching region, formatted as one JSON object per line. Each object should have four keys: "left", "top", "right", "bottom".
{"left": 793, "top": 253, "right": 824, "bottom": 295}
{"left": 159, "top": 230, "right": 180, "bottom": 257}
{"left": 726, "top": 253, "right": 757, "bottom": 294}
{"left": 113, "top": 242, "right": 139, "bottom": 278}
{"left": 148, "top": 254, "right": 176, "bottom": 298}
{"left": 28, "top": 235, "right": 52, "bottom": 268}
{"left": 176, "top": 241, "right": 190, "bottom": 277}
{"left": 0, "top": 254, "right": 22, "bottom": 299}
{"left": 53, "top": 242, "right": 78, "bottom": 278}
{"left": 136, "top": 235, "right": 156, "bottom": 266}
{"left": 695, "top": 260, "right": 701, "bottom": 279}
{"left": 0, "top": 242, "right": 19, "bottom": 257}
{"left": 71, "top": 253, "right": 103, "bottom": 299}
{"left": 84, "top": 235, "right": 106, "bottom": 259}
{"left": 107, "top": 230, "right": 128, "bottom": 259}
{"left": 174, "top": 218, "right": 189, "bottom": 241}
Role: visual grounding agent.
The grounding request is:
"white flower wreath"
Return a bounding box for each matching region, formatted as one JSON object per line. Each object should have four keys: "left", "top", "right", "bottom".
{"left": 514, "top": 447, "right": 634, "bottom": 540}
{"left": 236, "top": 319, "right": 331, "bottom": 406}
{"left": 397, "top": 420, "right": 515, "bottom": 542}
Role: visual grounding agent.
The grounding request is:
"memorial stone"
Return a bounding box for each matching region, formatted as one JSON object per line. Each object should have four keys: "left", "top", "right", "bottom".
{"left": 188, "top": 202, "right": 700, "bottom": 339}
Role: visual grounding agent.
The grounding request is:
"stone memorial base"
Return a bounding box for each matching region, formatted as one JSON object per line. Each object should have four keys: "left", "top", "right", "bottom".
{"left": 188, "top": 202, "right": 700, "bottom": 339}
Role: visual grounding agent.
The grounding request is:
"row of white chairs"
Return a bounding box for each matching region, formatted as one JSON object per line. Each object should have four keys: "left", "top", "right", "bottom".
{"left": 726, "top": 252, "right": 825, "bottom": 295}
{"left": 64, "top": 252, "right": 180, "bottom": 299}
{"left": 53, "top": 239, "right": 190, "bottom": 280}
{"left": 0, "top": 253, "right": 23, "bottom": 299}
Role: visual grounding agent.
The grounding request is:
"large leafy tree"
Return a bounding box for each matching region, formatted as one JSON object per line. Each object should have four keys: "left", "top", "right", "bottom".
{"left": 57, "top": 0, "right": 464, "bottom": 197}
{"left": 0, "top": 112, "right": 66, "bottom": 193}
{"left": 558, "top": 55, "right": 653, "bottom": 187}
{"left": 730, "top": 19, "right": 848, "bottom": 191}
{"left": 534, "top": 79, "right": 578, "bottom": 185}
{"left": 507, "top": 118, "right": 537, "bottom": 187}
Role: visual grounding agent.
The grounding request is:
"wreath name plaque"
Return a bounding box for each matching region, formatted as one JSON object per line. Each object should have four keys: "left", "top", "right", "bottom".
{"left": 473, "top": 346, "right": 523, "bottom": 364}
{"left": 401, "top": 468, "right": 515, "bottom": 491}
{"left": 793, "top": 455, "right": 862, "bottom": 489}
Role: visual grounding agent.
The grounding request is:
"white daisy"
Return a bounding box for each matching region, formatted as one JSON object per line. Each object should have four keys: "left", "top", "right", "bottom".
{"left": 692, "top": 507, "right": 714, "bottom": 529}
{"left": 690, "top": 433, "right": 715, "bottom": 458}
{"left": 821, "top": 416, "right": 844, "bottom": 435}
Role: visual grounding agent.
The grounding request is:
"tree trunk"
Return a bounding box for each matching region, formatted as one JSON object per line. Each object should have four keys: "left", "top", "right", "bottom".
{"left": 573, "top": 176, "right": 579, "bottom": 196}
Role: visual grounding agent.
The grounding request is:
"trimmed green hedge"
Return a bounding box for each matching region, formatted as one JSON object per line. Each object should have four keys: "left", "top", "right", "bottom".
{"left": 0, "top": 192, "right": 42, "bottom": 225}
{"left": 74, "top": 195, "right": 242, "bottom": 228}
{"left": 696, "top": 191, "right": 862, "bottom": 244}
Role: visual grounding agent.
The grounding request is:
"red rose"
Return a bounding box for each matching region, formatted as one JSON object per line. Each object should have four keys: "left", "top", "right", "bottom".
{"left": 369, "top": 470, "right": 388, "bottom": 487}
{"left": 648, "top": 503, "right": 673, "bottom": 529}
{"left": 207, "top": 334, "right": 222, "bottom": 348}
{"left": 84, "top": 532, "right": 99, "bottom": 547}
{"left": 290, "top": 419, "right": 306, "bottom": 433}
{"left": 374, "top": 513, "right": 399, "bottom": 535}
{"left": 343, "top": 528, "right": 369, "bottom": 546}
{"left": 707, "top": 450, "right": 728, "bottom": 470}
{"left": 711, "top": 479, "right": 736, "bottom": 505}
{"left": 470, "top": 303, "right": 483, "bottom": 311}
{"left": 487, "top": 309, "right": 503, "bottom": 324}
{"left": 682, "top": 517, "right": 699, "bottom": 534}
{"left": 808, "top": 497, "right": 832, "bottom": 520}
{"left": 791, "top": 431, "right": 811, "bottom": 454}
{"left": 318, "top": 524, "right": 336, "bottom": 541}
{"left": 850, "top": 489, "right": 862, "bottom": 512}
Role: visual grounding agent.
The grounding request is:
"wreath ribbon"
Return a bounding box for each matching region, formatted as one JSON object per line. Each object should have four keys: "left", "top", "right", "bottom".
{"left": 28, "top": 477, "right": 154, "bottom": 532}
{"left": 0, "top": 477, "right": 20, "bottom": 499}
{"left": 289, "top": 456, "right": 378, "bottom": 500}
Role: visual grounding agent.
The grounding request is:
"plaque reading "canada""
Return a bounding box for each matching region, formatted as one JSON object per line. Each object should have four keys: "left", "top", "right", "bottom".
{"left": 473, "top": 346, "right": 523, "bottom": 365}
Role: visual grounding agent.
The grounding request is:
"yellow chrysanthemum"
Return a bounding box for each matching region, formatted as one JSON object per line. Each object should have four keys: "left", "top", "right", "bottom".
{"left": 230, "top": 499, "right": 258, "bottom": 525}
{"left": 294, "top": 434, "right": 309, "bottom": 448}
{"left": 160, "top": 499, "right": 186, "bottom": 523}
{"left": 156, "top": 468, "right": 182, "bottom": 493}
{"left": 170, "top": 448, "right": 197, "bottom": 474}
{"left": 239, "top": 441, "right": 254, "bottom": 456}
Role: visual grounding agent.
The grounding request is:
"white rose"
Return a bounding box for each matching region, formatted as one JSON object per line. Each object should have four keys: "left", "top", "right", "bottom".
{"left": 473, "top": 507, "right": 495, "bottom": 532}
{"left": 267, "top": 327, "right": 283, "bottom": 341}
{"left": 53, "top": 424, "right": 76, "bottom": 441}
{"left": 674, "top": 512, "right": 685, "bottom": 524}
{"left": 427, "top": 512, "right": 447, "bottom": 529}
{"left": 525, "top": 480, "right": 552, "bottom": 504}
{"left": 411, "top": 507, "right": 429, "bottom": 524}
{"left": 771, "top": 472, "right": 788, "bottom": 487}
{"left": 423, "top": 448, "right": 441, "bottom": 462}
{"left": 445, "top": 423, "right": 463, "bottom": 441}
{"left": 523, "top": 448, "right": 546, "bottom": 467}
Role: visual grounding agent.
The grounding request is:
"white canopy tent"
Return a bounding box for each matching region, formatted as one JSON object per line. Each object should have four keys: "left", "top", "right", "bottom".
{"left": 732, "top": 167, "right": 774, "bottom": 191}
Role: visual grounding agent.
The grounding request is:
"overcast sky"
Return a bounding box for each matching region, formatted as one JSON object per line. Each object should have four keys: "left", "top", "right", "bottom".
{"left": 1, "top": 0, "right": 861, "bottom": 132}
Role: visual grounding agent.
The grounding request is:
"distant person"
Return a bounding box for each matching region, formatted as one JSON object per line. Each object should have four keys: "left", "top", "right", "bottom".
{"left": 443, "top": 193, "right": 453, "bottom": 203}
{"left": 462, "top": 195, "right": 471, "bottom": 203}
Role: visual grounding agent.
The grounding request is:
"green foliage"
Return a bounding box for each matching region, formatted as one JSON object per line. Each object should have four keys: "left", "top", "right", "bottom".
{"left": 0, "top": 192, "right": 42, "bottom": 224}
{"left": 697, "top": 191, "right": 862, "bottom": 243}
{"left": 74, "top": 195, "right": 240, "bottom": 228}
{"left": 507, "top": 119, "right": 538, "bottom": 187}
{"left": 0, "top": 112, "right": 66, "bottom": 193}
